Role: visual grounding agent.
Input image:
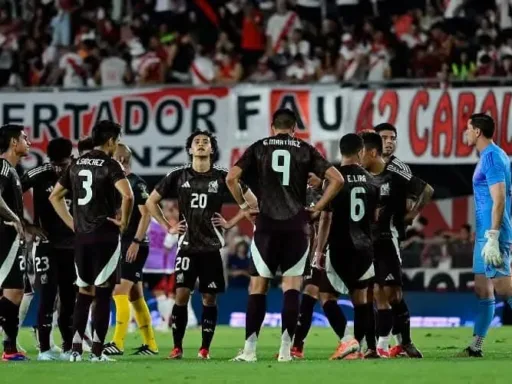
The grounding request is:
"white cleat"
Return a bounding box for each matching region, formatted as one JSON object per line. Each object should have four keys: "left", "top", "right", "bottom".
{"left": 50, "top": 344, "right": 62, "bottom": 353}
{"left": 69, "top": 351, "right": 83, "bottom": 362}
{"left": 90, "top": 354, "right": 116, "bottom": 362}
{"left": 231, "top": 350, "right": 257, "bottom": 362}
{"left": 37, "top": 350, "right": 59, "bottom": 361}
{"left": 60, "top": 351, "right": 72, "bottom": 361}
{"left": 277, "top": 354, "right": 293, "bottom": 362}
{"left": 82, "top": 336, "right": 93, "bottom": 353}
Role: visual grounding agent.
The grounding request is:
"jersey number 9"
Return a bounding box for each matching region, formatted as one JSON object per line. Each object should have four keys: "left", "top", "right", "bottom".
{"left": 272, "top": 150, "right": 291, "bottom": 186}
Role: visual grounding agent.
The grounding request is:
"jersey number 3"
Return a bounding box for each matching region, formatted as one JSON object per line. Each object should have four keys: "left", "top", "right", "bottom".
{"left": 272, "top": 150, "right": 290, "bottom": 186}
{"left": 350, "top": 187, "right": 365, "bottom": 222}
{"left": 78, "top": 169, "right": 93, "bottom": 206}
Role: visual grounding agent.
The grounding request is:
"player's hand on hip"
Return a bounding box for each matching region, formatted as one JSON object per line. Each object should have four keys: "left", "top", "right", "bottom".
{"left": 242, "top": 207, "right": 259, "bottom": 223}
{"left": 306, "top": 206, "right": 321, "bottom": 220}
{"left": 169, "top": 220, "right": 187, "bottom": 235}
{"left": 25, "top": 224, "right": 48, "bottom": 241}
{"left": 312, "top": 251, "right": 325, "bottom": 270}
{"left": 126, "top": 242, "right": 139, "bottom": 263}
{"left": 211, "top": 213, "right": 230, "bottom": 229}
{"left": 107, "top": 217, "right": 128, "bottom": 233}
{"left": 308, "top": 173, "right": 322, "bottom": 189}
{"left": 7, "top": 218, "right": 26, "bottom": 240}
{"left": 482, "top": 230, "right": 503, "bottom": 268}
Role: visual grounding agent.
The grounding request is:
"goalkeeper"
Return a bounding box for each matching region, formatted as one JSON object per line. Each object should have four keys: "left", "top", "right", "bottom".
{"left": 462, "top": 113, "right": 512, "bottom": 357}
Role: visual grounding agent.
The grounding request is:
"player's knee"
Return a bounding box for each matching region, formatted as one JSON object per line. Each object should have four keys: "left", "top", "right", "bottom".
{"left": 3, "top": 289, "right": 24, "bottom": 305}
{"left": 319, "top": 292, "right": 337, "bottom": 306}
{"left": 249, "top": 277, "right": 269, "bottom": 294}
{"left": 202, "top": 293, "right": 217, "bottom": 306}
{"left": 350, "top": 288, "right": 367, "bottom": 306}
{"left": 492, "top": 277, "right": 512, "bottom": 297}
{"left": 303, "top": 284, "right": 319, "bottom": 300}
{"left": 373, "top": 285, "right": 390, "bottom": 309}
{"left": 114, "top": 280, "right": 133, "bottom": 296}
{"left": 129, "top": 283, "right": 144, "bottom": 302}
{"left": 387, "top": 287, "right": 403, "bottom": 304}
{"left": 281, "top": 276, "right": 302, "bottom": 292}
{"left": 175, "top": 288, "right": 190, "bottom": 305}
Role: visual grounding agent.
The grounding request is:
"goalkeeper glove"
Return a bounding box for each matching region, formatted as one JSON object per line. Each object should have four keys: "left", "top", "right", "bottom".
{"left": 482, "top": 230, "right": 503, "bottom": 268}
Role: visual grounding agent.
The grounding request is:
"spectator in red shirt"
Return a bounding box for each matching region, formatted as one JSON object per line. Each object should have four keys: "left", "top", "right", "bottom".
{"left": 240, "top": 1, "right": 265, "bottom": 76}
{"left": 216, "top": 49, "right": 243, "bottom": 84}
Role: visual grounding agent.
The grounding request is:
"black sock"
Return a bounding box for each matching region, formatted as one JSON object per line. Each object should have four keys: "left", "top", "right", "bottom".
{"left": 58, "top": 284, "right": 76, "bottom": 352}
{"left": 171, "top": 304, "right": 188, "bottom": 349}
{"left": 293, "top": 294, "right": 317, "bottom": 349}
{"left": 377, "top": 309, "right": 393, "bottom": 341}
{"left": 391, "top": 299, "right": 411, "bottom": 345}
{"left": 38, "top": 283, "right": 58, "bottom": 352}
{"left": 322, "top": 300, "right": 347, "bottom": 340}
{"left": 0, "top": 297, "right": 20, "bottom": 354}
{"left": 281, "top": 290, "right": 300, "bottom": 341}
{"left": 72, "top": 293, "right": 94, "bottom": 354}
{"left": 91, "top": 287, "right": 112, "bottom": 357}
{"left": 201, "top": 305, "right": 218, "bottom": 350}
{"left": 353, "top": 304, "right": 366, "bottom": 344}
{"left": 365, "top": 303, "right": 377, "bottom": 350}
{"left": 245, "top": 294, "right": 266, "bottom": 340}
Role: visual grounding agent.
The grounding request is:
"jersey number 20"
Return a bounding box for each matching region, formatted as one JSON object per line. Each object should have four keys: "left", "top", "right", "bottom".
{"left": 78, "top": 169, "right": 93, "bottom": 206}
{"left": 350, "top": 187, "right": 365, "bottom": 222}
{"left": 272, "top": 150, "right": 290, "bottom": 186}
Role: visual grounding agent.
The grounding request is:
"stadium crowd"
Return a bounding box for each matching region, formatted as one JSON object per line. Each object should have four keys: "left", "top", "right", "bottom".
{"left": 0, "top": 0, "right": 511, "bottom": 88}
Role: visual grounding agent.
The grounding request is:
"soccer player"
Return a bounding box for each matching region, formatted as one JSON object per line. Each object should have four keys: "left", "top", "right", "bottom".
{"left": 21, "top": 138, "right": 77, "bottom": 361}
{"left": 460, "top": 113, "right": 512, "bottom": 357}
{"left": 373, "top": 123, "right": 434, "bottom": 357}
{"left": 360, "top": 131, "right": 432, "bottom": 358}
{"left": 0, "top": 124, "right": 45, "bottom": 361}
{"left": 228, "top": 108, "right": 344, "bottom": 362}
{"left": 103, "top": 143, "right": 158, "bottom": 356}
{"left": 315, "top": 133, "right": 380, "bottom": 360}
{"left": 50, "top": 120, "right": 134, "bottom": 362}
{"left": 146, "top": 131, "right": 253, "bottom": 360}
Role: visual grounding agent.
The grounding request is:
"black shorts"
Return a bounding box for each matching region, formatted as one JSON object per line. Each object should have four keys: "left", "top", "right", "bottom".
{"left": 325, "top": 245, "right": 375, "bottom": 293}
{"left": 250, "top": 214, "right": 310, "bottom": 278}
{"left": 31, "top": 241, "right": 75, "bottom": 290}
{"left": 0, "top": 230, "right": 26, "bottom": 290}
{"left": 374, "top": 238, "right": 402, "bottom": 287}
{"left": 174, "top": 250, "right": 225, "bottom": 294}
{"left": 303, "top": 263, "right": 340, "bottom": 296}
{"left": 75, "top": 235, "right": 121, "bottom": 287}
{"left": 120, "top": 240, "right": 149, "bottom": 283}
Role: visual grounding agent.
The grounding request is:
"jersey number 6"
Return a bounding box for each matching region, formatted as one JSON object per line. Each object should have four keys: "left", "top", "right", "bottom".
{"left": 350, "top": 187, "right": 366, "bottom": 222}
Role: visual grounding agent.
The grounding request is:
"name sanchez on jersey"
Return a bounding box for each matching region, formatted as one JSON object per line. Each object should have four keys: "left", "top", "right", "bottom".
{"left": 263, "top": 138, "right": 301, "bottom": 148}
{"left": 76, "top": 158, "right": 105, "bottom": 167}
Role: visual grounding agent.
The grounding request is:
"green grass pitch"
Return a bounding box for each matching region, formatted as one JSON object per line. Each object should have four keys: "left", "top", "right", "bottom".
{"left": 2, "top": 327, "right": 512, "bottom": 383}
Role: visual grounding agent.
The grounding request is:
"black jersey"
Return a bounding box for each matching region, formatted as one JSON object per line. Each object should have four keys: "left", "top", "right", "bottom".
{"left": 155, "top": 164, "right": 240, "bottom": 253}
{"left": 59, "top": 150, "right": 126, "bottom": 238}
{"left": 122, "top": 173, "right": 149, "bottom": 243}
{"left": 21, "top": 163, "right": 74, "bottom": 248}
{"left": 372, "top": 165, "right": 426, "bottom": 241}
{"left": 235, "top": 133, "right": 331, "bottom": 222}
{"left": 0, "top": 158, "right": 24, "bottom": 237}
{"left": 328, "top": 164, "right": 379, "bottom": 251}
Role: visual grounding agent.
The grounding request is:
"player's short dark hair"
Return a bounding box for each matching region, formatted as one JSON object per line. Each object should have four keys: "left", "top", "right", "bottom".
{"left": 470, "top": 113, "right": 495, "bottom": 139}
{"left": 374, "top": 123, "right": 397, "bottom": 136}
{"left": 0, "top": 124, "right": 24, "bottom": 154}
{"left": 360, "top": 131, "right": 383, "bottom": 156}
{"left": 91, "top": 120, "right": 122, "bottom": 147}
{"left": 47, "top": 138, "right": 73, "bottom": 162}
{"left": 78, "top": 137, "right": 94, "bottom": 154}
{"left": 339, "top": 133, "right": 363, "bottom": 156}
{"left": 186, "top": 130, "right": 219, "bottom": 159}
{"left": 272, "top": 108, "right": 297, "bottom": 130}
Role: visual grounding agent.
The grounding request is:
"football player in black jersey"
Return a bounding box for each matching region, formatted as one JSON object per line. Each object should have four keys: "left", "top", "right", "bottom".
{"left": 227, "top": 108, "right": 343, "bottom": 362}
{"left": 373, "top": 123, "right": 435, "bottom": 357}
{"left": 0, "top": 124, "right": 45, "bottom": 361}
{"left": 104, "top": 143, "right": 158, "bottom": 356}
{"left": 50, "top": 120, "right": 134, "bottom": 362}
{"left": 360, "top": 131, "right": 433, "bottom": 359}
{"left": 21, "top": 138, "right": 77, "bottom": 361}
{"left": 146, "top": 131, "right": 254, "bottom": 360}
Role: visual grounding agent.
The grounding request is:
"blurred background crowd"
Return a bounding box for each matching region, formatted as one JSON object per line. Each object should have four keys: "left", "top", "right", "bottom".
{"left": 0, "top": 0, "right": 511, "bottom": 88}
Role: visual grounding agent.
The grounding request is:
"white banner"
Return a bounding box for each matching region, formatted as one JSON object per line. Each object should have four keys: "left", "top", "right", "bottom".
{"left": 346, "top": 87, "right": 512, "bottom": 164}
{"left": 1, "top": 86, "right": 511, "bottom": 174}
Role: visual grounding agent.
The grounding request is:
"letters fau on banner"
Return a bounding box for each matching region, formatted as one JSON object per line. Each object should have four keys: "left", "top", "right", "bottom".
{"left": 349, "top": 88, "right": 512, "bottom": 164}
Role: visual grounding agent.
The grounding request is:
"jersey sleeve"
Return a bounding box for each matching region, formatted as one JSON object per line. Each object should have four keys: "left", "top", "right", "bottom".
{"left": 58, "top": 165, "right": 72, "bottom": 190}
{"left": 20, "top": 171, "right": 35, "bottom": 192}
{"left": 109, "top": 160, "right": 126, "bottom": 185}
{"left": 155, "top": 169, "right": 180, "bottom": 199}
{"left": 406, "top": 175, "right": 427, "bottom": 200}
{"left": 309, "top": 146, "right": 331, "bottom": 178}
{"left": 0, "top": 169, "right": 9, "bottom": 194}
{"left": 134, "top": 179, "right": 149, "bottom": 206}
{"left": 482, "top": 151, "right": 507, "bottom": 186}
{"left": 234, "top": 144, "right": 256, "bottom": 172}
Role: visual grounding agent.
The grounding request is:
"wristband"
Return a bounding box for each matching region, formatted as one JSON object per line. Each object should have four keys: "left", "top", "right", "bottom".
{"left": 239, "top": 202, "right": 249, "bottom": 210}
{"left": 132, "top": 238, "right": 143, "bottom": 244}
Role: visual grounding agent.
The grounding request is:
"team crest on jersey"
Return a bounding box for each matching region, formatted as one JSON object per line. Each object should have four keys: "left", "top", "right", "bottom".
{"left": 208, "top": 180, "right": 218, "bottom": 193}
{"left": 176, "top": 273, "right": 184, "bottom": 283}
{"left": 139, "top": 184, "right": 149, "bottom": 199}
{"left": 380, "top": 182, "right": 390, "bottom": 196}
